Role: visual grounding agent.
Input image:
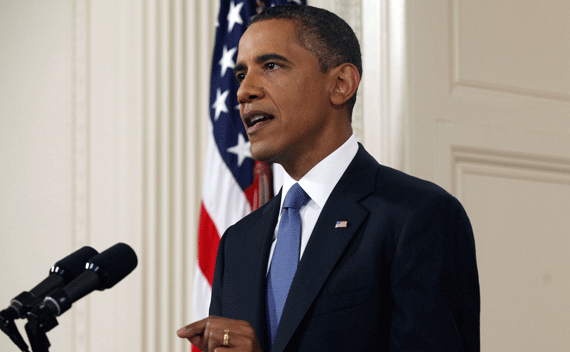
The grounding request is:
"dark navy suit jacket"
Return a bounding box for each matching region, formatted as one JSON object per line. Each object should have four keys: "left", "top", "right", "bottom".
{"left": 210, "top": 145, "right": 480, "bottom": 352}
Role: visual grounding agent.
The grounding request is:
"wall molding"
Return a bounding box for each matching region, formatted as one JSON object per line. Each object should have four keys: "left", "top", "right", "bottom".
{"left": 437, "top": 121, "right": 570, "bottom": 199}
{"left": 72, "top": 1, "right": 90, "bottom": 351}
{"left": 141, "top": 1, "right": 215, "bottom": 351}
{"left": 452, "top": 147, "right": 570, "bottom": 200}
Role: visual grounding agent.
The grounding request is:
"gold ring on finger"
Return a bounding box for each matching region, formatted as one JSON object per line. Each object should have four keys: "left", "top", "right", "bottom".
{"left": 222, "top": 329, "right": 230, "bottom": 347}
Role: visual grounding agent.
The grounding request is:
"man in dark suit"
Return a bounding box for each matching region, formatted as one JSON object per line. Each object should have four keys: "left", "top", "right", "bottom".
{"left": 178, "top": 4, "right": 479, "bottom": 352}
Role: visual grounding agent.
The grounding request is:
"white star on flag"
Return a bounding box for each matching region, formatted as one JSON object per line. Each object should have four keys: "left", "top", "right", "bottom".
{"left": 219, "top": 45, "right": 237, "bottom": 77}
{"left": 227, "top": 133, "right": 252, "bottom": 167}
{"left": 227, "top": 1, "right": 244, "bottom": 32}
{"left": 212, "top": 88, "right": 229, "bottom": 120}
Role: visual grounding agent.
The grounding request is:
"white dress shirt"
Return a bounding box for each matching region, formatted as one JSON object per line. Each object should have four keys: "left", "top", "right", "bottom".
{"left": 267, "top": 135, "right": 359, "bottom": 272}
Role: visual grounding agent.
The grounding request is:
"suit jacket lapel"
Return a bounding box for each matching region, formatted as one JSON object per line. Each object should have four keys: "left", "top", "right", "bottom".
{"left": 271, "top": 146, "right": 378, "bottom": 352}
{"left": 237, "top": 192, "right": 281, "bottom": 352}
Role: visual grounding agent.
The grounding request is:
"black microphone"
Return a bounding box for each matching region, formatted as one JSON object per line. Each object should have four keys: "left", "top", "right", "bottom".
{"left": 0, "top": 246, "right": 98, "bottom": 321}
{"left": 36, "top": 243, "right": 137, "bottom": 317}
{"left": 0, "top": 246, "right": 97, "bottom": 352}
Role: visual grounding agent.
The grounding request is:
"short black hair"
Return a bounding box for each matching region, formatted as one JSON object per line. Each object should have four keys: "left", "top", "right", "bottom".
{"left": 250, "top": 4, "right": 362, "bottom": 116}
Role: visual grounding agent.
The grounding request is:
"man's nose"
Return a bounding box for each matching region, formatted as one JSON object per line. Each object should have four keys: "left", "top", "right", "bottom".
{"left": 237, "top": 73, "right": 264, "bottom": 104}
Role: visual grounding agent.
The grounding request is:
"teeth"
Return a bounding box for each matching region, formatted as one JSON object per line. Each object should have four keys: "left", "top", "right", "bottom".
{"left": 250, "top": 115, "right": 267, "bottom": 125}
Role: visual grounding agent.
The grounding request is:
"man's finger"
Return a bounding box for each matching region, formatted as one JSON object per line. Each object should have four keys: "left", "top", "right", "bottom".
{"left": 177, "top": 317, "right": 207, "bottom": 339}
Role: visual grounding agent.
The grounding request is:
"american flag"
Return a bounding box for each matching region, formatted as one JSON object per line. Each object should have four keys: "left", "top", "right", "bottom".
{"left": 335, "top": 221, "right": 348, "bottom": 228}
{"left": 191, "top": 1, "right": 305, "bottom": 350}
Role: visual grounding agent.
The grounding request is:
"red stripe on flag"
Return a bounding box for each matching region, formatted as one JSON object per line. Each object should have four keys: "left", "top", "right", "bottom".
{"left": 244, "top": 182, "right": 256, "bottom": 211}
{"left": 197, "top": 202, "right": 221, "bottom": 286}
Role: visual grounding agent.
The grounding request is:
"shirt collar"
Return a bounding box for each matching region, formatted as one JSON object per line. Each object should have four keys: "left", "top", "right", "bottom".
{"left": 280, "top": 134, "right": 359, "bottom": 210}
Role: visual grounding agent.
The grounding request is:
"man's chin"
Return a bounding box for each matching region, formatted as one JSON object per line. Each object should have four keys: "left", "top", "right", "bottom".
{"left": 250, "top": 144, "right": 279, "bottom": 164}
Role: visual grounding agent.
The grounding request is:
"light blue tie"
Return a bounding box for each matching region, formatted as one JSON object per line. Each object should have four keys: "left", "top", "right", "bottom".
{"left": 266, "top": 183, "right": 310, "bottom": 346}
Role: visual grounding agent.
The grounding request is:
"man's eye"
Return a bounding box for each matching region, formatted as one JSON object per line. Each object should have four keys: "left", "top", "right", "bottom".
{"left": 266, "top": 62, "right": 279, "bottom": 70}
{"left": 235, "top": 73, "right": 246, "bottom": 83}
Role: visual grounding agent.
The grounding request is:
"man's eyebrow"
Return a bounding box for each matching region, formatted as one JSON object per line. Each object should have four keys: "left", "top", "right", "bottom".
{"left": 233, "top": 53, "right": 291, "bottom": 76}
{"left": 256, "top": 53, "right": 291, "bottom": 64}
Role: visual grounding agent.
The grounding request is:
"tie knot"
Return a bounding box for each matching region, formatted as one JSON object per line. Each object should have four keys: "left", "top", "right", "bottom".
{"left": 283, "top": 183, "right": 310, "bottom": 211}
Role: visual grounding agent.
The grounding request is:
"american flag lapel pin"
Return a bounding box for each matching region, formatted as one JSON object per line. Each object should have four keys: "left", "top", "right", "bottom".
{"left": 335, "top": 220, "right": 348, "bottom": 228}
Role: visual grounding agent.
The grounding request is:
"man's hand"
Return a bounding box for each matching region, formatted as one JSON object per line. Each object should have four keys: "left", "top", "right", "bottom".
{"left": 177, "top": 316, "right": 263, "bottom": 352}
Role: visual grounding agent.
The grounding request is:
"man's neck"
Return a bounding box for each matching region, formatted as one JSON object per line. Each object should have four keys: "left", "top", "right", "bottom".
{"left": 281, "top": 131, "right": 353, "bottom": 181}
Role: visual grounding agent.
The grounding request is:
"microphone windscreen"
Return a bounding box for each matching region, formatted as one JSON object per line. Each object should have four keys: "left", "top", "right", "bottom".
{"left": 29, "top": 246, "right": 99, "bottom": 298}
{"left": 54, "top": 246, "right": 99, "bottom": 282}
{"left": 88, "top": 243, "right": 138, "bottom": 289}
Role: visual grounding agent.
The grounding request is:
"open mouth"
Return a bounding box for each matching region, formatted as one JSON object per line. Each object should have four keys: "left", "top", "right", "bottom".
{"left": 244, "top": 111, "right": 275, "bottom": 130}
{"left": 247, "top": 114, "right": 273, "bottom": 127}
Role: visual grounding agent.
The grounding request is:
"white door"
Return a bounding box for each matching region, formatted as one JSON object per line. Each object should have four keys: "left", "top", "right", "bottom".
{"left": 406, "top": 1, "right": 570, "bottom": 350}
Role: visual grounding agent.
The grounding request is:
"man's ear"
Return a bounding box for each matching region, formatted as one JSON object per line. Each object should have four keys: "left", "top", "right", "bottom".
{"left": 329, "top": 63, "right": 360, "bottom": 106}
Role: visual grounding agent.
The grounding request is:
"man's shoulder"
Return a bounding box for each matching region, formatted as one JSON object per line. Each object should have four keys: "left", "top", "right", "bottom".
{"left": 377, "top": 163, "right": 449, "bottom": 197}
{"left": 352, "top": 146, "right": 460, "bottom": 210}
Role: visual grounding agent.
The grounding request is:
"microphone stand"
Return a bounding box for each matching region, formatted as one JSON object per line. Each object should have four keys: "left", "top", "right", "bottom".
{"left": 0, "top": 309, "right": 30, "bottom": 352}
{"left": 24, "top": 306, "right": 58, "bottom": 352}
